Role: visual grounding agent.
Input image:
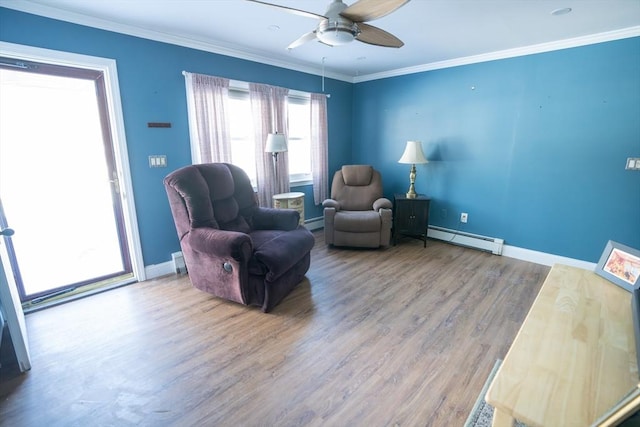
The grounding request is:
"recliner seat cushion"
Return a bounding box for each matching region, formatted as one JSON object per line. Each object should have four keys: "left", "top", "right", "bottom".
{"left": 334, "top": 211, "right": 381, "bottom": 233}
{"left": 248, "top": 228, "right": 315, "bottom": 281}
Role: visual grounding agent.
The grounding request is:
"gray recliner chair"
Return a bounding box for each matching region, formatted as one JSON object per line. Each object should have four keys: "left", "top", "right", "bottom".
{"left": 322, "top": 165, "right": 392, "bottom": 248}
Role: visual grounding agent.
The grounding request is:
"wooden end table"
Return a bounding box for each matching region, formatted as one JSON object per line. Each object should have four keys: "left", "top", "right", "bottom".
{"left": 393, "top": 194, "right": 430, "bottom": 247}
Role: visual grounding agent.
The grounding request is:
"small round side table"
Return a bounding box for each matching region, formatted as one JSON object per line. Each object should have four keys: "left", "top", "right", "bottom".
{"left": 272, "top": 192, "right": 305, "bottom": 225}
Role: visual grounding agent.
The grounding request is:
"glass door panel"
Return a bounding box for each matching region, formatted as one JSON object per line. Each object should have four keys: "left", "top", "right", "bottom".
{"left": 0, "top": 61, "right": 131, "bottom": 301}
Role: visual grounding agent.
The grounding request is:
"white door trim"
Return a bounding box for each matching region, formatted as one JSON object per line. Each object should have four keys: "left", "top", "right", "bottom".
{"left": 0, "top": 41, "right": 145, "bottom": 282}
{"left": 0, "top": 232, "right": 31, "bottom": 372}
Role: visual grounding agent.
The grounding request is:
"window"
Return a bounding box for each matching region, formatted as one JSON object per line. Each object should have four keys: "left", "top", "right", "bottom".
{"left": 227, "top": 88, "right": 312, "bottom": 185}
{"left": 228, "top": 89, "right": 255, "bottom": 182}
{"left": 287, "top": 95, "right": 312, "bottom": 183}
{"left": 184, "top": 72, "right": 328, "bottom": 206}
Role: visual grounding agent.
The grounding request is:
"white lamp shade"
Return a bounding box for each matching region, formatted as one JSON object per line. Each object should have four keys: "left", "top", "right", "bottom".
{"left": 398, "top": 140, "right": 428, "bottom": 164}
{"left": 265, "top": 133, "right": 288, "bottom": 153}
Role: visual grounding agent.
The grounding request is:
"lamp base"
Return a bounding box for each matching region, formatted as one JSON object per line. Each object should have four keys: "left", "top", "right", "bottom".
{"left": 406, "top": 164, "right": 418, "bottom": 198}
{"left": 406, "top": 182, "right": 418, "bottom": 198}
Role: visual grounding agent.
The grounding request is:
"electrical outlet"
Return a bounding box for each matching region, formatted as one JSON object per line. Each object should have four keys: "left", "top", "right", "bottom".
{"left": 441, "top": 209, "right": 448, "bottom": 219}
{"left": 460, "top": 212, "right": 468, "bottom": 223}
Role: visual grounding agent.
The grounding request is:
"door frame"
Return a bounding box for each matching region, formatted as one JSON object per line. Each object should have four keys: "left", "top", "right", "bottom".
{"left": 0, "top": 41, "right": 146, "bottom": 284}
{"left": 0, "top": 229, "right": 31, "bottom": 372}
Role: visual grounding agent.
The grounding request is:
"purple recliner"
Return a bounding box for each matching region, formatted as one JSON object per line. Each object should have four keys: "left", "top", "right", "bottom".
{"left": 164, "top": 163, "right": 314, "bottom": 312}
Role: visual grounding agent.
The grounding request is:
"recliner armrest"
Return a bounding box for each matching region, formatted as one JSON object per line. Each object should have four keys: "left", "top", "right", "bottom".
{"left": 252, "top": 207, "right": 299, "bottom": 231}
{"left": 322, "top": 198, "right": 340, "bottom": 210}
{"left": 373, "top": 198, "right": 392, "bottom": 211}
{"left": 186, "top": 227, "right": 253, "bottom": 261}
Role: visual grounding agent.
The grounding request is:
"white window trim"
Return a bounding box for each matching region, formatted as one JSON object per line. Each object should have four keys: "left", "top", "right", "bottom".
{"left": 228, "top": 81, "right": 313, "bottom": 185}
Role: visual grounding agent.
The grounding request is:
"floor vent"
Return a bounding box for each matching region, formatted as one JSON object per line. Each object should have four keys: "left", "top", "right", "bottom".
{"left": 427, "top": 226, "right": 504, "bottom": 255}
{"left": 172, "top": 251, "right": 187, "bottom": 274}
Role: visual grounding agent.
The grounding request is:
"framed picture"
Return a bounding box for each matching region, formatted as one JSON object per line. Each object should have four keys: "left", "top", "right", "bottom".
{"left": 595, "top": 240, "right": 640, "bottom": 292}
{"left": 593, "top": 383, "right": 640, "bottom": 426}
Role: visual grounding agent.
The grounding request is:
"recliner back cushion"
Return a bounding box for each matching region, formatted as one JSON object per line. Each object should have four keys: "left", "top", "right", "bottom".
{"left": 200, "top": 164, "right": 251, "bottom": 233}
{"left": 341, "top": 165, "right": 373, "bottom": 186}
{"left": 165, "top": 165, "right": 219, "bottom": 229}
{"left": 165, "top": 163, "right": 254, "bottom": 234}
{"left": 331, "top": 165, "right": 383, "bottom": 211}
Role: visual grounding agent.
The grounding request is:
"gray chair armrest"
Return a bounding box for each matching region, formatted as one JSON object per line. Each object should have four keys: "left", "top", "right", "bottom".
{"left": 323, "top": 206, "right": 336, "bottom": 245}
{"left": 322, "top": 198, "right": 340, "bottom": 210}
{"left": 373, "top": 198, "right": 392, "bottom": 211}
{"left": 379, "top": 207, "right": 392, "bottom": 224}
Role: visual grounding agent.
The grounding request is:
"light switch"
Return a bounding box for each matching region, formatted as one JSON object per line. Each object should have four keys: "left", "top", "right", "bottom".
{"left": 149, "top": 155, "right": 167, "bottom": 168}
{"left": 626, "top": 158, "right": 640, "bottom": 170}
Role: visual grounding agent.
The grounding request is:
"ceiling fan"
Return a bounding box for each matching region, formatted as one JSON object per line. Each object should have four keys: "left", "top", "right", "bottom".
{"left": 247, "top": 0, "right": 410, "bottom": 49}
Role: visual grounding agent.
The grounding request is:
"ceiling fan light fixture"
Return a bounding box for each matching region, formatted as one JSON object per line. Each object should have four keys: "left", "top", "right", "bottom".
{"left": 317, "top": 21, "right": 359, "bottom": 46}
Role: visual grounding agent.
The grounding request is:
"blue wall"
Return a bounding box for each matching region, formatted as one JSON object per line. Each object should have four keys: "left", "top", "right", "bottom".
{"left": 1, "top": 7, "right": 638, "bottom": 266}
{"left": 353, "top": 38, "right": 640, "bottom": 262}
{"left": 0, "top": 8, "right": 352, "bottom": 266}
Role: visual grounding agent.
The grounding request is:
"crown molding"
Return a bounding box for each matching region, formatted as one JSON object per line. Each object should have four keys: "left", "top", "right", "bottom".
{"left": 2, "top": 1, "right": 639, "bottom": 84}
{"left": 353, "top": 26, "right": 640, "bottom": 83}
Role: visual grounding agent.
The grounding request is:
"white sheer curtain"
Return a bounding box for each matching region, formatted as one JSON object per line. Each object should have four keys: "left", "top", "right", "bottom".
{"left": 249, "top": 83, "right": 289, "bottom": 207}
{"left": 311, "top": 93, "right": 329, "bottom": 205}
{"left": 183, "top": 72, "right": 231, "bottom": 163}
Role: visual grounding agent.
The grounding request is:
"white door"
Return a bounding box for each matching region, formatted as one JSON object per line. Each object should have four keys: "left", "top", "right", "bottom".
{"left": 0, "top": 227, "right": 31, "bottom": 372}
{"left": 0, "top": 62, "right": 132, "bottom": 302}
{"left": 0, "top": 42, "right": 145, "bottom": 306}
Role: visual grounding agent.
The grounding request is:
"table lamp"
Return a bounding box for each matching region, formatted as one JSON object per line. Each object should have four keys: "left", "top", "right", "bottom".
{"left": 398, "top": 140, "right": 428, "bottom": 198}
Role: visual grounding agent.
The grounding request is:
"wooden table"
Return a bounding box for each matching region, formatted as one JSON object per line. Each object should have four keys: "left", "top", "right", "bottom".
{"left": 485, "top": 264, "right": 638, "bottom": 427}
{"left": 392, "top": 194, "right": 430, "bottom": 247}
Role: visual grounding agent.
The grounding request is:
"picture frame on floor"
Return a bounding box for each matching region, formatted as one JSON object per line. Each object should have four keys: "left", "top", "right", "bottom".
{"left": 595, "top": 240, "right": 640, "bottom": 292}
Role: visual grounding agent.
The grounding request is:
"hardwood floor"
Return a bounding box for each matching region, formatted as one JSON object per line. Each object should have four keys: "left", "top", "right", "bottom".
{"left": 0, "top": 232, "right": 549, "bottom": 426}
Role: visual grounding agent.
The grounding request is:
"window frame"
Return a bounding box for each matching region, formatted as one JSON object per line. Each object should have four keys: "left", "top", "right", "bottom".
{"left": 286, "top": 93, "right": 313, "bottom": 185}
{"left": 228, "top": 82, "right": 313, "bottom": 186}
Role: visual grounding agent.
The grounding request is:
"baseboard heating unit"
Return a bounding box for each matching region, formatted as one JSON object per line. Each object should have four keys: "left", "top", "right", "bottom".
{"left": 305, "top": 217, "right": 324, "bottom": 231}
{"left": 427, "top": 226, "right": 504, "bottom": 255}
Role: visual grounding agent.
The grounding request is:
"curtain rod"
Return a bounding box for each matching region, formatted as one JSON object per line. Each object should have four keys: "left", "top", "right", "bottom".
{"left": 182, "top": 70, "right": 330, "bottom": 98}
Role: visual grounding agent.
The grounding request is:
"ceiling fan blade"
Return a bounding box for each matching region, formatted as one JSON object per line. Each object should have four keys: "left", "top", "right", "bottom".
{"left": 355, "top": 23, "right": 404, "bottom": 48}
{"left": 246, "top": 0, "right": 327, "bottom": 20}
{"left": 287, "top": 31, "right": 318, "bottom": 50}
{"left": 341, "top": 0, "right": 410, "bottom": 23}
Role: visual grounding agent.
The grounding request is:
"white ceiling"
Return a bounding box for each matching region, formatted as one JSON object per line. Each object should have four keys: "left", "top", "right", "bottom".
{"left": 2, "top": 0, "right": 640, "bottom": 82}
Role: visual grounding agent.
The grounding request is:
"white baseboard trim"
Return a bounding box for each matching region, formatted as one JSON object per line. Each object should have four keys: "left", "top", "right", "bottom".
{"left": 502, "top": 245, "right": 596, "bottom": 270}
{"left": 145, "top": 262, "right": 175, "bottom": 279}
{"left": 426, "top": 225, "right": 595, "bottom": 269}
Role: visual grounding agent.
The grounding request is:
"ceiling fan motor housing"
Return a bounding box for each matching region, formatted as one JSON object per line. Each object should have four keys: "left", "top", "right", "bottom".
{"left": 317, "top": 0, "right": 360, "bottom": 46}
{"left": 317, "top": 20, "right": 360, "bottom": 45}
